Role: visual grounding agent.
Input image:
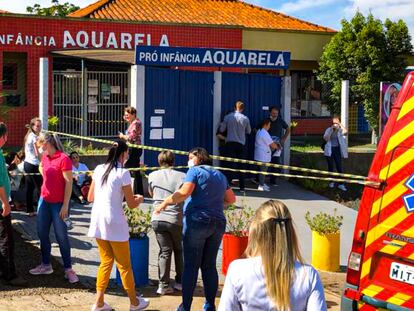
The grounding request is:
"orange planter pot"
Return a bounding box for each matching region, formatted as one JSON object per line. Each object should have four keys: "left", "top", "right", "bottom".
{"left": 222, "top": 233, "right": 249, "bottom": 275}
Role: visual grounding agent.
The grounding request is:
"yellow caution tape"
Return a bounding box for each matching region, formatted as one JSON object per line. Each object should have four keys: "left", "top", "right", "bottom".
{"left": 63, "top": 116, "right": 127, "bottom": 124}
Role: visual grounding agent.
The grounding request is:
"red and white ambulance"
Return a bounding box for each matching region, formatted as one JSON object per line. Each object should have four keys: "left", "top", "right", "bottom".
{"left": 341, "top": 71, "right": 414, "bottom": 310}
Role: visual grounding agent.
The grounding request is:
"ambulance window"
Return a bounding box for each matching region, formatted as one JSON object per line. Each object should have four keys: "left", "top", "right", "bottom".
{"left": 2, "top": 52, "right": 27, "bottom": 107}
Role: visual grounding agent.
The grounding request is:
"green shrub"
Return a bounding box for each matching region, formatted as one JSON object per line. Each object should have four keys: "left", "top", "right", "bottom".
{"left": 123, "top": 205, "right": 152, "bottom": 239}
{"left": 48, "top": 115, "right": 59, "bottom": 131}
{"left": 224, "top": 202, "right": 255, "bottom": 237}
{"left": 305, "top": 209, "right": 343, "bottom": 235}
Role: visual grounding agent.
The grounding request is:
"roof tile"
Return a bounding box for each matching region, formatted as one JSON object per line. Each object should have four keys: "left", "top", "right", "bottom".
{"left": 69, "top": 0, "right": 335, "bottom": 32}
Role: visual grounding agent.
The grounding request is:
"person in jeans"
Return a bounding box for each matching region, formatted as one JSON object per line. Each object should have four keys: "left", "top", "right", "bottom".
{"left": 29, "top": 132, "right": 79, "bottom": 284}
{"left": 155, "top": 148, "right": 236, "bottom": 311}
{"left": 119, "top": 106, "right": 144, "bottom": 195}
{"left": 70, "top": 151, "right": 89, "bottom": 204}
{"left": 0, "top": 122, "right": 27, "bottom": 287}
{"left": 87, "top": 140, "right": 149, "bottom": 311}
{"left": 23, "top": 117, "right": 43, "bottom": 216}
{"left": 218, "top": 200, "right": 326, "bottom": 311}
{"left": 149, "top": 151, "right": 185, "bottom": 295}
{"left": 268, "top": 107, "right": 290, "bottom": 185}
{"left": 254, "top": 119, "right": 279, "bottom": 192}
{"left": 219, "top": 101, "right": 251, "bottom": 192}
{"left": 323, "top": 116, "right": 348, "bottom": 191}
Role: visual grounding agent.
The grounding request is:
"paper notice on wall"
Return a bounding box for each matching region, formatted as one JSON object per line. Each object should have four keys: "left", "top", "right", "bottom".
{"left": 150, "top": 129, "right": 162, "bottom": 140}
{"left": 101, "top": 83, "right": 111, "bottom": 100}
{"left": 88, "top": 96, "right": 98, "bottom": 113}
{"left": 154, "top": 109, "right": 165, "bottom": 114}
{"left": 163, "top": 128, "right": 175, "bottom": 139}
{"left": 111, "top": 86, "right": 120, "bottom": 94}
{"left": 150, "top": 116, "right": 163, "bottom": 128}
{"left": 88, "top": 79, "right": 98, "bottom": 87}
{"left": 88, "top": 87, "right": 98, "bottom": 96}
{"left": 262, "top": 106, "right": 269, "bottom": 111}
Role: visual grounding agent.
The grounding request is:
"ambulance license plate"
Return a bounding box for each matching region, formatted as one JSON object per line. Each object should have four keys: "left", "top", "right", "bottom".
{"left": 390, "top": 262, "right": 414, "bottom": 285}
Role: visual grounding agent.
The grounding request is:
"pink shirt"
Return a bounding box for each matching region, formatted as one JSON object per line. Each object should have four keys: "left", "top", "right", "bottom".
{"left": 126, "top": 118, "right": 142, "bottom": 145}
{"left": 40, "top": 150, "right": 72, "bottom": 203}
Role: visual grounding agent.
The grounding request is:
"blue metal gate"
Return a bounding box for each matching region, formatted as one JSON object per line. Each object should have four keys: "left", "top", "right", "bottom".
{"left": 144, "top": 67, "right": 214, "bottom": 166}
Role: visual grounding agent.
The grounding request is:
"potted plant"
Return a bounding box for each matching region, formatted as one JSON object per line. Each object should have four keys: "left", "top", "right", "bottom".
{"left": 222, "top": 203, "right": 255, "bottom": 275}
{"left": 305, "top": 209, "right": 343, "bottom": 272}
{"left": 116, "top": 205, "right": 152, "bottom": 287}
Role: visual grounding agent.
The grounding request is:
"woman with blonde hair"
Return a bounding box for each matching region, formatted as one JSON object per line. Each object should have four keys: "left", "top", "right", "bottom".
{"left": 218, "top": 200, "right": 326, "bottom": 311}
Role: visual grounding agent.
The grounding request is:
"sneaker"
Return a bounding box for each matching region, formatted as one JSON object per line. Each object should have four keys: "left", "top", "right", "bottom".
{"left": 263, "top": 184, "right": 270, "bottom": 190}
{"left": 156, "top": 286, "right": 174, "bottom": 295}
{"left": 29, "top": 264, "right": 53, "bottom": 275}
{"left": 173, "top": 282, "right": 182, "bottom": 291}
{"left": 65, "top": 268, "right": 79, "bottom": 283}
{"left": 91, "top": 302, "right": 112, "bottom": 311}
{"left": 258, "top": 185, "right": 270, "bottom": 192}
{"left": 338, "top": 184, "right": 348, "bottom": 191}
{"left": 130, "top": 296, "right": 150, "bottom": 311}
{"left": 328, "top": 182, "right": 335, "bottom": 188}
{"left": 176, "top": 304, "right": 185, "bottom": 311}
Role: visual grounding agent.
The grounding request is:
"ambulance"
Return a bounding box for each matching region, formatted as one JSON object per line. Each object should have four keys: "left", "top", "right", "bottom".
{"left": 341, "top": 71, "right": 414, "bottom": 310}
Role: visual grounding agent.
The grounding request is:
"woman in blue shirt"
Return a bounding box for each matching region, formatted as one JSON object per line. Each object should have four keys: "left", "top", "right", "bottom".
{"left": 155, "top": 147, "right": 236, "bottom": 311}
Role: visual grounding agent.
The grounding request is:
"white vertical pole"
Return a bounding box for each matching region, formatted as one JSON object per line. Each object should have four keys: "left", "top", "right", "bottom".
{"left": 341, "top": 80, "right": 349, "bottom": 145}
{"left": 213, "top": 71, "right": 222, "bottom": 166}
{"left": 131, "top": 65, "right": 145, "bottom": 162}
{"left": 281, "top": 76, "right": 291, "bottom": 173}
{"left": 39, "top": 57, "right": 49, "bottom": 130}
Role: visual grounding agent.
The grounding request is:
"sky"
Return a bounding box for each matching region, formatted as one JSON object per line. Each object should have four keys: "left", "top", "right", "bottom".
{"left": 1, "top": 0, "right": 414, "bottom": 39}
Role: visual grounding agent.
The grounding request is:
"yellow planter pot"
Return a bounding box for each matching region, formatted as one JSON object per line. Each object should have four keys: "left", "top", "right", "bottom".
{"left": 311, "top": 231, "right": 340, "bottom": 272}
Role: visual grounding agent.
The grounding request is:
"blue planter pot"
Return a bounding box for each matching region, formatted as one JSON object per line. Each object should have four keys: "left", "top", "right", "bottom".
{"left": 116, "top": 235, "right": 149, "bottom": 287}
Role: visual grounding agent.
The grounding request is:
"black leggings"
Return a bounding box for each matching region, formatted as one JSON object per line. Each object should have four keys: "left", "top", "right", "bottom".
{"left": 125, "top": 147, "right": 144, "bottom": 195}
{"left": 24, "top": 162, "right": 42, "bottom": 213}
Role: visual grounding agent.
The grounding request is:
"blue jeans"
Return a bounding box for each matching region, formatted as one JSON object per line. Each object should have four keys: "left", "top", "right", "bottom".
{"left": 37, "top": 198, "right": 72, "bottom": 269}
{"left": 182, "top": 211, "right": 226, "bottom": 311}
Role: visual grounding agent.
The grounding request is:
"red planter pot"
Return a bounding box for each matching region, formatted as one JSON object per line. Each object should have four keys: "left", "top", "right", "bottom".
{"left": 222, "top": 233, "right": 249, "bottom": 275}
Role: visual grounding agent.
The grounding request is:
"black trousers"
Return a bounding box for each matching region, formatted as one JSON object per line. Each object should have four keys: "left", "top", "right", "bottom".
{"left": 125, "top": 147, "right": 144, "bottom": 195}
{"left": 326, "top": 146, "right": 343, "bottom": 174}
{"left": 269, "top": 156, "right": 281, "bottom": 184}
{"left": 224, "top": 142, "right": 246, "bottom": 190}
{"left": 0, "top": 214, "right": 17, "bottom": 281}
{"left": 24, "top": 162, "right": 42, "bottom": 213}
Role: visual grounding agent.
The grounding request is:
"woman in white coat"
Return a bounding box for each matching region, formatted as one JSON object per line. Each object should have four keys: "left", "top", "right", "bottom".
{"left": 323, "top": 116, "right": 348, "bottom": 191}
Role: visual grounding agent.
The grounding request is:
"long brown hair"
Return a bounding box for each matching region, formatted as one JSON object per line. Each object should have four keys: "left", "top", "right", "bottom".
{"left": 245, "top": 200, "right": 304, "bottom": 311}
{"left": 23, "top": 117, "right": 41, "bottom": 147}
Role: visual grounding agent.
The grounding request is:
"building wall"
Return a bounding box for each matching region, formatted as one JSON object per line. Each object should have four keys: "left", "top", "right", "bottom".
{"left": 292, "top": 117, "right": 332, "bottom": 135}
{"left": 0, "top": 15, "right": 242, "bottom": 146}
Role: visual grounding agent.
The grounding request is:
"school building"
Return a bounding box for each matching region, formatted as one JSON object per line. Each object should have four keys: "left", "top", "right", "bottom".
{"left": 0, "top": 0, "right": 368, "bottom": 149}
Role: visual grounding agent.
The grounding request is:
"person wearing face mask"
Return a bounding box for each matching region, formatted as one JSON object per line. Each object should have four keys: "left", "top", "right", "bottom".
{"left": 29, "top": 132, "right": 79, "bottom": 284}
{"left": 268, "top": 107, "right": 290, "bottom": 185}
{"left": 155, "top": 148, "right": 236, "bottom": 311}
{"left": 23, "top": 117, "right": 43, "bottom": 216}
{"left": 255, "top": 119, "right": 280, "bottom": 192}
{"left": 323, "top": 116, "right": 348, "bottom": 191}
{"left": 87, "top": 140, "right": 149, "bottom": 311}
{"left": 119, "top": 106, "right": 144, "bottom": 195}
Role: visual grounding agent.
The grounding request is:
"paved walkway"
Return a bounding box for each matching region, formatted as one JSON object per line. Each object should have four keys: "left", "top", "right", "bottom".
{"left": 9, "top": 178, "right": 352, "bottom": 310}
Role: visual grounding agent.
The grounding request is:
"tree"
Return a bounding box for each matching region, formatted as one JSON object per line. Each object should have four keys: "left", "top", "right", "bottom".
{"left": 26, "top": 0, "right": 79, "bottom": 17}
{"left": 317, "top": 12, "right": 412, "bottom": 133}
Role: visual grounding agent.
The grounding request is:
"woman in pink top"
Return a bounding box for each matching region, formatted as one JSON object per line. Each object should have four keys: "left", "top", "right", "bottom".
{"left": 119, "top": 106, "right": 144, "bottom": 195}
{"left": 29, "top": 132, "right": 79, "bottom": 284}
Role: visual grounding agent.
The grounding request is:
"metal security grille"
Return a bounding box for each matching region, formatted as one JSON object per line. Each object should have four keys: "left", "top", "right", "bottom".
{"left": 53, "top": 70, "right": 129, "bottom": 139}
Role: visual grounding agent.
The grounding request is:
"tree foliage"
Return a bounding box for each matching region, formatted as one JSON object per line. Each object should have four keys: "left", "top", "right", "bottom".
{"left": 317, "top": 12, "right": 412, "bottom": 130}
{"left": 26, "top": 0, "right": 79, "bottom": 17}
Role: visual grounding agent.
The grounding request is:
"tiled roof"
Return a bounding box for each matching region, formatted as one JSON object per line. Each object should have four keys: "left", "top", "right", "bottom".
{"left": 69, "top": 0, "right": 335, "bottom": 33}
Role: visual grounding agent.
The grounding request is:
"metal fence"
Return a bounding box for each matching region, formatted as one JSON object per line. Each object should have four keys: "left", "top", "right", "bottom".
{"left": 53, "top": 70, "right": 129, "bottom": 139}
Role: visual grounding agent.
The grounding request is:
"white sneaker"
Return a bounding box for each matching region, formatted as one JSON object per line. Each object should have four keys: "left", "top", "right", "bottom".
{"left": 258, "top": 185, "right": 270, "bottom": 192}
{"left": 156, "top": 286, "right": 174, "bottom": 295}
{"left": 338, "top": 184, "right": 347, "bottom": 191}
{"left": 91, "top": 302, "right": 112, "bottom": 311}
{"left": 328, "top": 182, "right": 335, "bottom": 188}
{"left": 173, "top": 282, "right": 182, "bottom": 291}
{"left": 130, "top": 296, "right": 150, "bottom": 310}
{"left": 263, "top": 184, "right": 270, "bottom": 190}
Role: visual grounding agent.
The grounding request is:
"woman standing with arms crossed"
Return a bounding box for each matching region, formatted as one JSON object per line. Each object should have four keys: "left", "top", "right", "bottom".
{"left": 119, "top": 107, "right": 144, "bottom": 195}
{"left": 87, "top": 140, "right": 149, "bottom": 311}
{"left": 23, "top": 117, "right": 42, "bottom": 216}
{"left": 156, "top": 147, "right": 236, "bottom": 311}
{"left": 218, "top": 200, "right": 326, "bottom": 311}
{"left": 29, "top": 133, "right": 79, "bottom": 284}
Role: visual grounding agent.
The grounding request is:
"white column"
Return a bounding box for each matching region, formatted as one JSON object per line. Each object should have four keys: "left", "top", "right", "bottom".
{"left": 281, "top": 76, "right": 291, "bottom": 173}
{"left": 39, "top": 57, "right": 49, "bottom": 130}
{"left": 213, "top": 71, "right": 222, "bottom": 166}
{"left": 341, "top": 80, "right": 349, "bottom": 145}
{"left": 131, "top": 65, "right": 145, "bottom": 161}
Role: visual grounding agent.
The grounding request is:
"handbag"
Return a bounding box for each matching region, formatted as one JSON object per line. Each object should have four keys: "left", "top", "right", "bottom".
{"left": 321, "top": 141, "right": 327, "bottom": 151}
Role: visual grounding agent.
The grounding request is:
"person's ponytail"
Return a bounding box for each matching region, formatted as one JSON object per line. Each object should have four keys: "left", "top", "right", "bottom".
{"left": 101, "top": 140, "right": 128, "bottom": 186}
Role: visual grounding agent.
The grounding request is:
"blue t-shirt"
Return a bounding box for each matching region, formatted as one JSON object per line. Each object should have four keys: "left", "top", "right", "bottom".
{"left": 183, "top": 166, "right": 228, "bottom": 220}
